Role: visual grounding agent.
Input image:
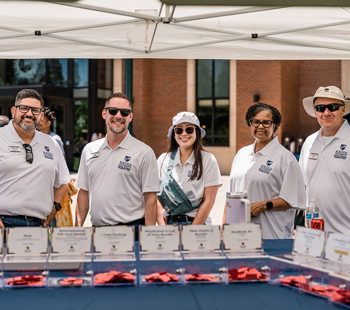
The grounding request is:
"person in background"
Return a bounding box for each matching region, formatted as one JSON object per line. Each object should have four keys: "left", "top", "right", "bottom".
{"left": 75, "top": 92, "right": 159, "bottom": 240}
{"left": 0, "top": 89, "right": 69, "bottom": 228}
{"left": 300, "top": 86, "right": 350, "bottom": 235}
{"left": 157, "top": 112, "right": 222, "bottom": 225}
{"left": 223, "top": 103, "right": 306, "bottom": 239}
{"left": 37, "top": 106, "right": 76, "bottom": 227}
{"left": 0, "top": 115, "right": 9, "bottom": 127}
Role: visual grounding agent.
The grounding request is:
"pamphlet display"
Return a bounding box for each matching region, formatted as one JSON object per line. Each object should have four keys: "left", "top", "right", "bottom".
{"left": 3, "top": 227, "right": 49, "bottom": 288}
{"left": 139, "top": 226, "right": 183, "bottom": 285}
{"left": 48, "top": 227, "right": 93, "bottom": 287}
{"left": 92, "top": 226, "right": 137, "bottom": 286}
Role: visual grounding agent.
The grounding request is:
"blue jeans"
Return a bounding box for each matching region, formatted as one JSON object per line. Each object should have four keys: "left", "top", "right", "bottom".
{"left": 0, "top": 216, "right": 43, "bottom": 227}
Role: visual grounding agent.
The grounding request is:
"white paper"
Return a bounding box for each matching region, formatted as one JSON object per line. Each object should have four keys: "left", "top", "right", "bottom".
{"left": 52, "top": 227, "right": 92, "bottom": 254}
{"left": 293, "top": 226, "right": 325, "bottom": 258}
{"left": 140, "top": 226, "right": 179, "bottom": 252}
{"left": 325, "top": 232, "right": 350, "bottom": 264}
{"left": 223, "top": 223, "right": 262, "bottom": 251}
{"left": 94, "top": 226, "right": 134, "bottom": 253}
{"left": 226, "top": 198, "right": 250, "bottom": 223}
{"left": 181, "top": 225, "right": 221, "bottom": 251}
{"left": 7, "top": 227, "right": 48, "bottom": 254}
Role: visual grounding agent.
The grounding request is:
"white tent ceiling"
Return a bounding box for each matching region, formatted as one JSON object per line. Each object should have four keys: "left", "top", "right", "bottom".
{"left": 1, "top": 0, "right": 350, "bottom": 59}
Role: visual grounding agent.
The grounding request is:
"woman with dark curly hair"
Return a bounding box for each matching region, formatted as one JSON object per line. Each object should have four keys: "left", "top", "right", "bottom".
{"left": 157, "top": 112, "right": 222, "bottom": 225}
{"left": 223, "top": 103, "right": 306, "bottom": 239}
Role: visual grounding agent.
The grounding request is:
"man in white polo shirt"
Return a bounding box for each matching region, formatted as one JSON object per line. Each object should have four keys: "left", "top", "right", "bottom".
{"left": 300, "top": 86, "right": 350, "bottom": 235}
{"left": 0, "top": 89, "right": 70, "bottom": 228}
{"left": 75, "top": 92, "right": 159, "bottom": 239}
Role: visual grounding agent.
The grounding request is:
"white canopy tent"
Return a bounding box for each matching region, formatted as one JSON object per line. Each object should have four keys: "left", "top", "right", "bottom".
{"left": 1, "top": 1, "right": 350, "bottom": 59}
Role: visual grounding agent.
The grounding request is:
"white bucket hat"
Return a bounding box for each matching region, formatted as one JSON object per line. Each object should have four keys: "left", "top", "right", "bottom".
{"left": 302, "top": 86, "right": 350, "bottom": 117}
{"left": 167, "top": 111, "right": 206, "bottom": 139}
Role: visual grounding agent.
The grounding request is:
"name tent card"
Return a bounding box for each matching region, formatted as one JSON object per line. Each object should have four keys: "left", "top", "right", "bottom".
{"left": 94, "top": 226, "right": 134, "bottom": 253}
{"left": 325, "top": 232, "right": 350, "bottom": 264}
{"left": 223, "top": 223, "right": 262, "bottom": 251}
{"left": 52, "top": 227, "right": 92, "bottom": 254}
{"left": 181, "top": 225, "right": 221, "bottom": 251}
{"left": 7, "top": 227, "right": 48, "bottom": 255}
{"left": 140, "top": 226, "right": 180, "bottom": 252}
{"left": 293, "top": 226, "right": 325, "bottom": 258}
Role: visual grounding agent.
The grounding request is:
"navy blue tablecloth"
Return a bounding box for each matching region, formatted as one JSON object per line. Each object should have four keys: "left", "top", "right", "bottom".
{"left": 0, "top": 239, "right": 341, "bottom": 310}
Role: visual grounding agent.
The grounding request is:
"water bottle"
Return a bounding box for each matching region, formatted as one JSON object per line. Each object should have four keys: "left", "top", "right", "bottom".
{"left": 305, "top": 199, "right": 318, "bottom": 228}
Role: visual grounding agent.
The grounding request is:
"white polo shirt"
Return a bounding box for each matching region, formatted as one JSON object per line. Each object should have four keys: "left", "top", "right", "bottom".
{"left": 75, "top": 131, "right": 159, "bottom": 226}
{"left": 157, "top": 150, "right": 222, "bottom": 222}
{"left": 299, "top": 120, "right": 350, "bottom": 235}
{"left": 50, "top": 132, "right": 65, "bottom": 155}
{"left": 227, "top": 136, "right": 306, "bottom": 239}
{"left": 0, "top": 120, "right": 70, "bottom": 219}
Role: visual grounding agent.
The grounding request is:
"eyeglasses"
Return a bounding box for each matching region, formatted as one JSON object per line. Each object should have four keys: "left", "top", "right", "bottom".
{"left": 23, "top": 144, "right": 33, "bottom": 164}
{"left": 174, "top": 127, "right": 195, "bottom": 135}
{"left": 314, "top": 103, "right": 344, "bottom": 113}
{"left": 105, "top": 107, "right": 131, "bottom": 117}
{"left": 16, "top": 105, "right": 42, "bottom": 115}
{"left": 250, "top": 119, "right": 273, "bottom": 128}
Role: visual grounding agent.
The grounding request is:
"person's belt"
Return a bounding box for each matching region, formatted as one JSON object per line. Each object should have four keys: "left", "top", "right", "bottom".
{"left": 0, "top": 215, "right": 44, "bottom": 224}
{"left": 167, "top": 215, "right": 194, "bottom": 223}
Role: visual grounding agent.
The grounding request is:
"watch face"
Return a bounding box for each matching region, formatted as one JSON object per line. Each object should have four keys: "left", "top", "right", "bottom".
{"left": 266, "top": 201, "right": 273, "bottom": 210}
{"left": 54, "top": 202, "right": 62, "bottom": 211}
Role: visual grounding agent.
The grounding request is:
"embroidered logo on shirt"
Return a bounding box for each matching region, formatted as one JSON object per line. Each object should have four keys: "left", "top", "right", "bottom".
{"left": 118, "top": 156, "right": 132, "bottom": 171}
{"left": 258, "top": 160, "right": 273, "bottom": 175}
{"left": 334, "top": 144, "right": 347, "bottom": 160}
{"left": 43, "top": 146, "right": 53, "bottom": 160}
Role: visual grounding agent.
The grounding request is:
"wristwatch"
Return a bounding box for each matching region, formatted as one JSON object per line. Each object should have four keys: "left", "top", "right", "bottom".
{"left": 266, "top": 201, "right": 273, "bottom": 211}
{"left": 54, "top": 201, "right": 62, "bottom": 212}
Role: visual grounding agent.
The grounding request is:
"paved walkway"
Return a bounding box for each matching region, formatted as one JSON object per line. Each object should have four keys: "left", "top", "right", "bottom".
{"left": 70, "top": 174, "right": 229, "bottom": 226}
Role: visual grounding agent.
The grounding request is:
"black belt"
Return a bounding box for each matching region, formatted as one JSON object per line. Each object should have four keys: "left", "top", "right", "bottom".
{"left": 0, "top": 215, "right": 44, "bottom": 224}
{"left": 167, "top": 215, "right": 194, "bottom": 223}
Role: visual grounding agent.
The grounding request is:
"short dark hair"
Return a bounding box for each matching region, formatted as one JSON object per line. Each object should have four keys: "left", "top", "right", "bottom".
{"left": 245, "top": 102, "right": 282, "bottom": 132}
{"left": 105, "top": 93, "right": 132, "bottom": 110}
{"left": 0, "top": 115, "right": 9, "bottom": 127}
{"left": 42, "top": 107, "right": 56, "bottom": 122}
{"left": 15, "top": 89, "right": 44, "bottom": 108}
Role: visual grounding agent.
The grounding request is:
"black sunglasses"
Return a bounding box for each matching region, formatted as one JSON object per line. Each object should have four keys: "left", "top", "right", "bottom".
{"left": 16, "top": 105, "right": 42, "bottom": 115}
{"left": 105, "top": 107, "right": 131, "bottom": 117}
{"left": 314, "top": 103, "right": 344, "bottom": 113}
{"left": 23, "top": 144, "right": 33, "bottom": 164}
{"left": 174, "top": 127, "right": 195, "bottom": 135}
{"left": 250, "top": 119, "right": 273, "bottom": 128}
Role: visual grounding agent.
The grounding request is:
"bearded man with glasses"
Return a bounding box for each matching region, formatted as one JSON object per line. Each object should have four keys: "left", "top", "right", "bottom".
{"left": 0, "top": 89, "right": 69, "bottom": 228}
{"left": 300, "top": 86, "right": 350, "bottom": 235}
{"left": 75, "top": 93, "right": 159, "bottom": 241}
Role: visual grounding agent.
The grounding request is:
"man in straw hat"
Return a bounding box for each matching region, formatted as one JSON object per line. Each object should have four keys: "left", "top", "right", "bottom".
{"left": 299, "top": 86, "right": 350, "bottom": 235}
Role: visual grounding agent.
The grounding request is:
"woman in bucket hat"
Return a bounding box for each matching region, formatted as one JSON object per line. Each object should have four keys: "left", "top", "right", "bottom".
{"left": 223, "top": 103, "right": 306, "bottom": 239}
{"left": 157, "top": 112, "right": 222, "bottom": 225}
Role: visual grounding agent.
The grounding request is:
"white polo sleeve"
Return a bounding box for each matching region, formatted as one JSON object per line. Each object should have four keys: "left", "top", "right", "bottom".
{"left": 75, "top": 146, "right": 89, "bottom": 191}
{"left": 54, "top": 142, "right": 70, "bottom": 188}
{"left": 279, "top": 160, "right": 306, "bottom": 210}
{"left": 141, "top": 148, "right": 160, "bottom": 193}
{"left": 203, "top": 152, "right": 222, "bottom": 188}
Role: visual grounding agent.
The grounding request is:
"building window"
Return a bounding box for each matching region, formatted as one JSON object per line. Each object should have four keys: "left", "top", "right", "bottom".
{"left": 196, "top": 59, "right": 229, "bottom": 146}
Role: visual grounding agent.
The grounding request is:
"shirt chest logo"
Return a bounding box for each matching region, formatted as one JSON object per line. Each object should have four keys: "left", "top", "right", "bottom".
{"left": 334, "top": 144, "right": 347, "bottom": 160}
{"left": 118, "top": 156, "right": 132, "bottom": 171}
{"left": 258, "top": 160, "right": 273, "bottom": 175}
{"left": 43, "top": 146, "right": 53, "bottom": 160}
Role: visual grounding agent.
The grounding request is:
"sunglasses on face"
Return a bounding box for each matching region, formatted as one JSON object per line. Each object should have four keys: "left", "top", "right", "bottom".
{"left": 104, "top": 107, "right": 131, "bottom": 117}
{"left": 16, "top": 105, "right": 42, "bottom": 115}
{"left": 23, "top": 144, "right": 33, "bottom": 164}
{"left": 250, "top": 119, "right": 273, "bottom": 128}
{"left": 314, "top": 103, "right": 344, "bottom": 113}
{"left": 174, "top": 127, "right": 195, "bottom": 135}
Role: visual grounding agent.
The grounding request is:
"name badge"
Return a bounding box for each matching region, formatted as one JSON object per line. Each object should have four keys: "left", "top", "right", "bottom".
{"left": 309, "top": 153, "right": 319, "bottom": 160}
{"left": 8, "top": 146, "right": 21, "bottom": 152}
{"left": 90, "top": 151, "right": 100, "bottom": 159}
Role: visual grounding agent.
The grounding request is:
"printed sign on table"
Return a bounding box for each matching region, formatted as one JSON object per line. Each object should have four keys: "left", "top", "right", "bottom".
{"left": 52, "top": 227, "right": 92, "bottom": 254}
{"left": 293, "top": 226, "right": 325, "bottom": 258}
{"left": 140, "top": 226, "right": 180, "bottom": 252}
{"left": 94, "top": 226, "right": 134, "bottom": 253}
{"left": 181, "top": 225, "right": 221, "bottom": 251}
{"left": 223, "top": 223, "right": 262, "bottom": 251}
{"left": 325, "top": 232, "right": 350, "bottom": 264}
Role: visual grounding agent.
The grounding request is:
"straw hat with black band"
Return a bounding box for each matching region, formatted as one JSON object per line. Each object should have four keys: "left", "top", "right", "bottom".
{"left": 302, "top": 86, "right": 350, "bottom": 117}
